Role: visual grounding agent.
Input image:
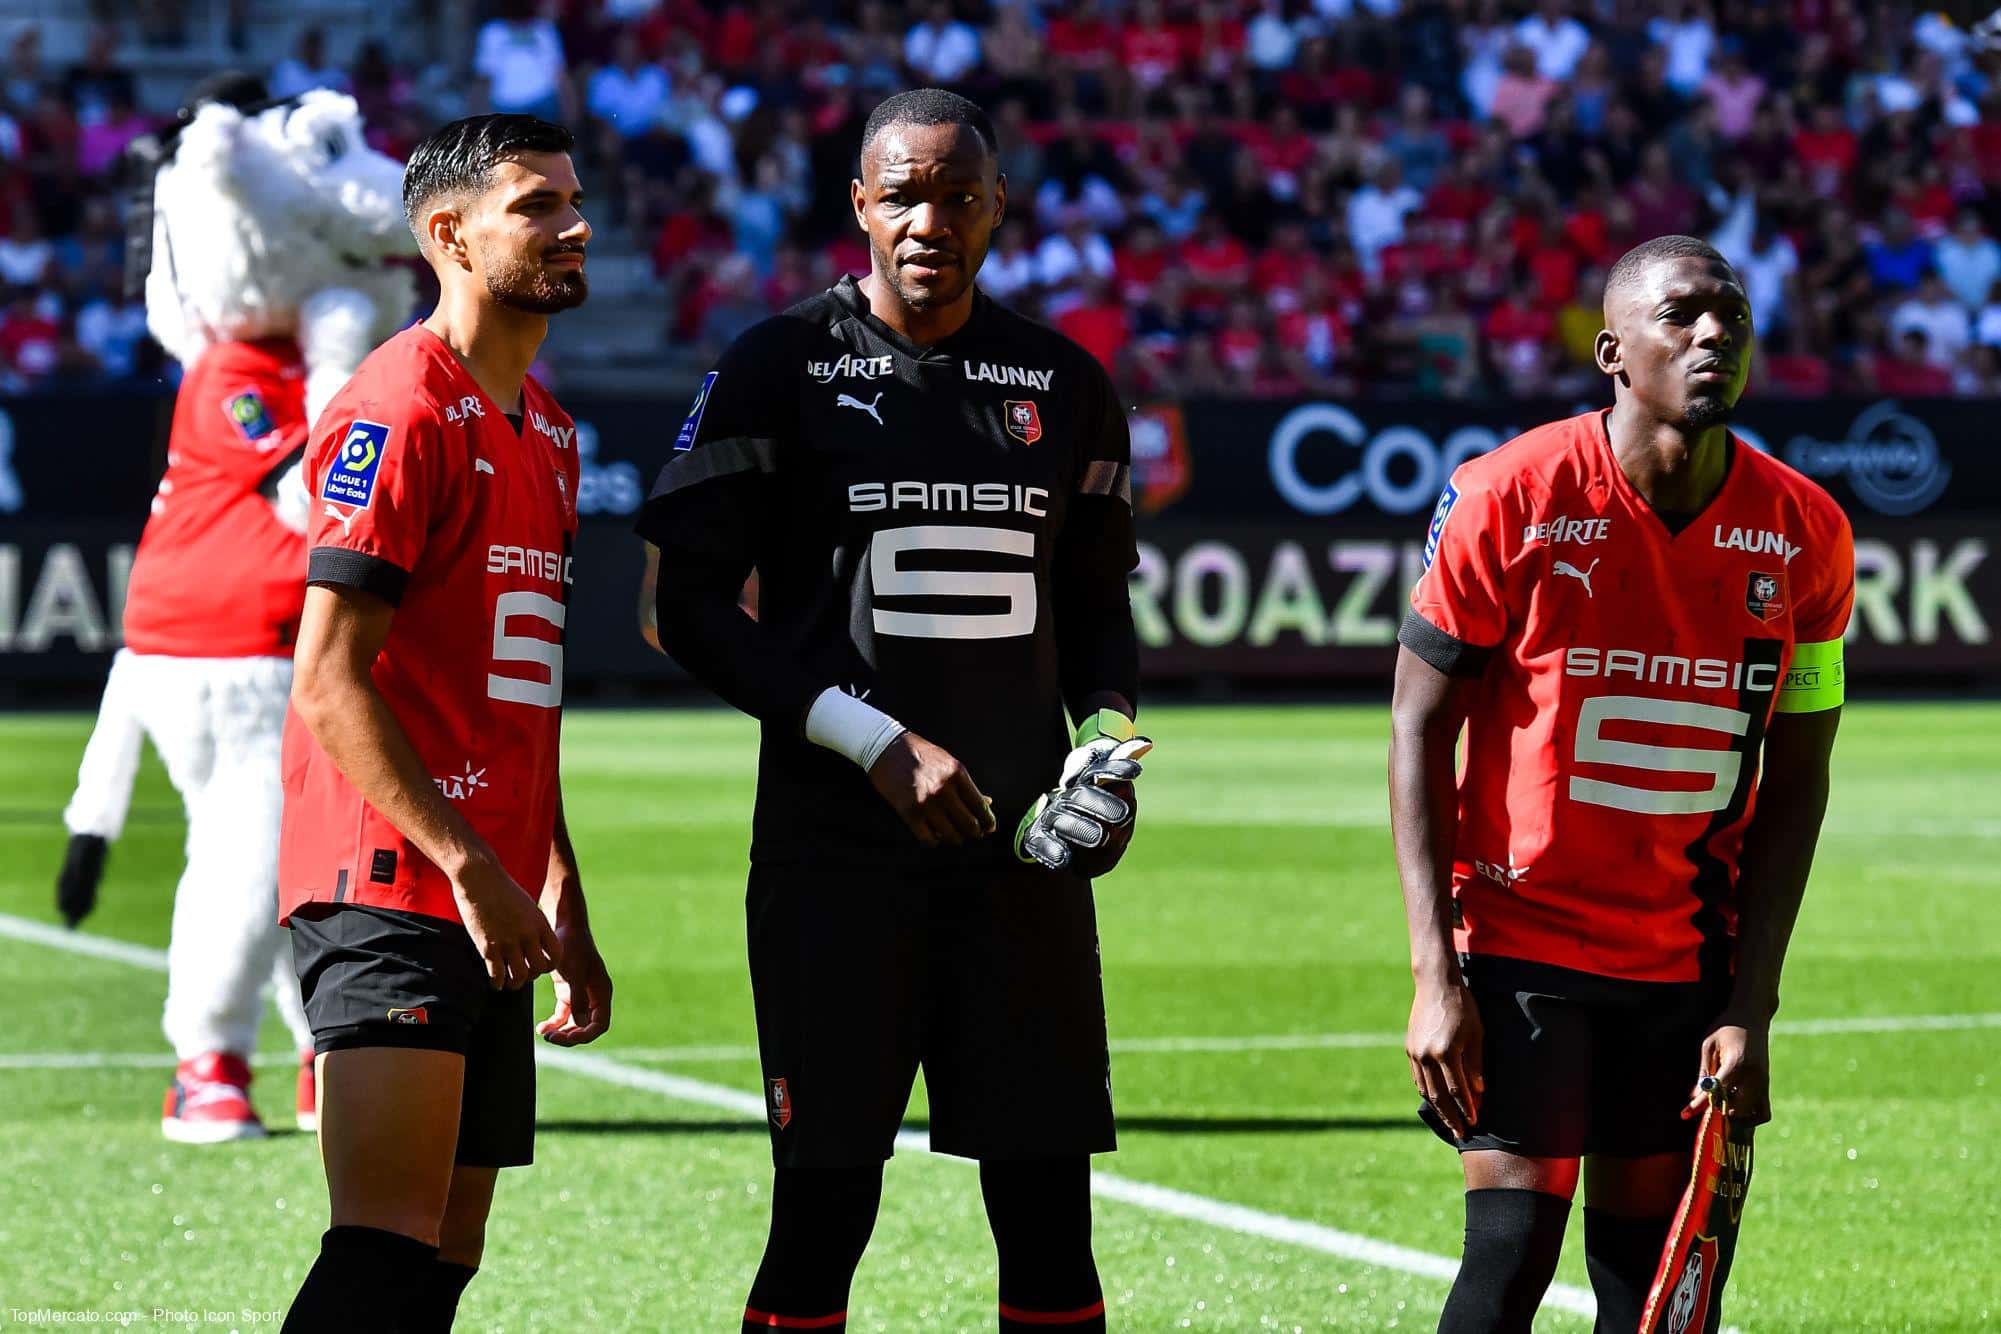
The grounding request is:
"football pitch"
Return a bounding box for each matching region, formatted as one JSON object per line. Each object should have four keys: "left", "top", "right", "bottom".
{"left": 0, "top": 702, "right": 1995, "bottom": 1332}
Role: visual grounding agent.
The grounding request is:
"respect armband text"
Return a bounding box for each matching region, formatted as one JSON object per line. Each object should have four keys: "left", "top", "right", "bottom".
{"left": 1773, "top": 639, "right": 1845, "bottom": 713}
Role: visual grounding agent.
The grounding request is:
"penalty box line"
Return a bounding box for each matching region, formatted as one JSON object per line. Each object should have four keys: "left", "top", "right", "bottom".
{"left": 0, "top": 911, "right": 1756, "bottom": 1328}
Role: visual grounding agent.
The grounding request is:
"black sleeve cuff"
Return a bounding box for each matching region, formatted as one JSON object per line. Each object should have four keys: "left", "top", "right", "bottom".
{"left": 1397, "top": 608, "right": 1493, "bottom": 679}
{"left": 307, "top": 545, "right": 409, "bottom": 607}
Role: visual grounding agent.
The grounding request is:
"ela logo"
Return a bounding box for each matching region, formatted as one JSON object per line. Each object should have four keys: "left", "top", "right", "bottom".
{"left": 1422, "top": 482, "right": 1459, "bottom": 570}
{"left": 321, "top": 420, "right": 390, "bottom": 508}
{"left": 675, "top": 372, "right": 717, "bottom": 451}
{"left": 222, "top": 390, "right": 278, "bottom": 444}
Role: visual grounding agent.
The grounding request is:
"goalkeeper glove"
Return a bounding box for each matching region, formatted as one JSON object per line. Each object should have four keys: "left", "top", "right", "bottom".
{"left": 1014, "top": 709, "right": 1152, "bottom": 877}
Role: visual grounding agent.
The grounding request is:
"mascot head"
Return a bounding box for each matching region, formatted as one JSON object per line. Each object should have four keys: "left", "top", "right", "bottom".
{"left": 140, "top": 81, "right": 415, "bottom": 395}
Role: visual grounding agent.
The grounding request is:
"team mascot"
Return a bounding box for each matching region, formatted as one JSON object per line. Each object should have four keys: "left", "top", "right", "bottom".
{"left": 55, "top": 74, "right": 413, "bottom": 1142}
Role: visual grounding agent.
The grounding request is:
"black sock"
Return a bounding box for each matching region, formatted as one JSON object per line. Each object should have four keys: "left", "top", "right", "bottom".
{"left": 981, "top": 1157, "right": 1105, "bottom": 1332}
{"left": 404, "top": 1259, "right": 477, "bottom": 1333}
{"left": 1438, "top": 1189, "right": 1571, "bottom": 1334}
{"left": 282, "top": 1225, "right": 438, "bottom": 1334}
{"left": 742, "top": 1164, "right": 884, "bottom": 1333}
{"left": 1584, "top": 1207, "right": 1674, "bottom": 1334}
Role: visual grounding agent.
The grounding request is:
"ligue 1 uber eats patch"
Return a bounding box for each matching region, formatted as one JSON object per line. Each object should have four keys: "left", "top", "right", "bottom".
{"left": 222, "top": 389, "right": 277, "bottom": 443}
{"left": 322, "top": 420, "right": 389, "bottom": 508}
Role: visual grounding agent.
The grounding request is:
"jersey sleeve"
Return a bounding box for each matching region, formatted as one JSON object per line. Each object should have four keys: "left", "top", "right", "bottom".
{"left": 304, "top": 401, "right": 456, "bottom": 607}
{"left": 633, "top": 321, "right": 791, "bottom": 562}
{"left": 1776, "top": 498, "right": 1855, "bottom": 714}
{"left": 194, "top": 354, "right": 310, "bottom": 489}
{"left": 1054, "top": 361, "right": 1140, "bottom": 715}
{"left": 1399, "top": 467, "right": 1511, "bottom": 677}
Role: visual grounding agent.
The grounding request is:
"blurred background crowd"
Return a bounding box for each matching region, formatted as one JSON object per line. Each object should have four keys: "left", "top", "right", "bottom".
{"left": 10, "top": 0, "right": 2001, "bottom": 400}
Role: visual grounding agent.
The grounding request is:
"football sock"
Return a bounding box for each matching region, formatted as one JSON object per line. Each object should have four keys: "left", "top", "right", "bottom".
{"left": 1584, "top": 1207, "right": 1675, "bottom": 1334}
{"left": 403, "top": 1259, "right": 477, "bottom": 1332}
{"left": 742, "top": 1164, "right": 884, "bottom": 1332}
{"left": 980, "top": 1157, "right": 1106, "bottom": 1331}
{"left": 282, "top": 1225, "right": 438, "bottom": 1333}
{"left": 1437, "top": 1189, "right": 1571, "bottom": 1334}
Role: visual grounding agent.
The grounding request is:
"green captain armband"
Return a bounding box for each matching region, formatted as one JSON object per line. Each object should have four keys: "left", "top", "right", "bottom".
{"left": 1075, "top": 708, "right": 1137, "bottom": 747}
{"left": 1774, "top": 639, "right": 1845, "bottom": 713}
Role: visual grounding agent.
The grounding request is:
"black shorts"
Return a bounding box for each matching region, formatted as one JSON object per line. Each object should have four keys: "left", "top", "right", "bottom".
{"left": 289, "top": 902, "right": 536, "bottom": 1168}
{"left": 1420, "top": 955, "right": 1729, "bottom": 1159}
{"left": 747, "top": 861, "right": 1116, "bottom": 1167}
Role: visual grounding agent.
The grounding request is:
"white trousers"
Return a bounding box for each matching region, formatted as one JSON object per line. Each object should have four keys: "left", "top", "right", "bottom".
{"left": 76, "top": 650, "right": 312, "bottom": 1060}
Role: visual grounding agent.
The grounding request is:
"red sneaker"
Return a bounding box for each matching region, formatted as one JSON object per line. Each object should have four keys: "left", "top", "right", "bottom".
{"left": 161, "top": 1052, "right": 266, "bottom": 1144}
{"left": 296, "top": 1050, "right": 318, "bottom": 1133}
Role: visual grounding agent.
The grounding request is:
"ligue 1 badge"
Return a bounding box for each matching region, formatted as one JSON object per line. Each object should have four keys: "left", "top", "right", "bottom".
{"left": 1745, "top": 570, "right": 1786, "bottom": 621}
{"left": 1005, "top": 399, "right": 1043, "bottom": 446}
{"left": 767, "top": 1076, "right": 793, "bottom": 1130}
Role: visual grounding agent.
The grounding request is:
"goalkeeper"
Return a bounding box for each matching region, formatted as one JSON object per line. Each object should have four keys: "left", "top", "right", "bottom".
{"left": 636, "top": 89, "right": 1144, "bottom": 1334}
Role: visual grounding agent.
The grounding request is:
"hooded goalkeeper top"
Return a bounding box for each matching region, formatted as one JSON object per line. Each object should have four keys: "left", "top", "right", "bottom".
{"left": 1400, "top": 410, "right": 1855, "bottom": 984}
{"left": 278, "top": 324, "right": 580, "bottom": 925}
{"left": 636, "top": 275, "right": 1139, "bottom": 871}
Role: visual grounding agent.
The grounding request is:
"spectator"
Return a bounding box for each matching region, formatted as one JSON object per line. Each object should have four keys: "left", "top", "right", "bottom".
{"left": 1624, "top": 143, "right": 1699, "bottom": 238}
{"left": 1700, "top": 43, "right": 1763, "bottom": 140}
{"left": 73, "top": 265, "right": 148, "bottom": 378}
{"left": 1118, "top": 0, "right": 1184, "bottom": 112}
{"left": 1034, "top": 214, "right": 1114, "bottom": 314}
{"left": 1348, "top": 160, "right": 1422, "bottom": 273}
{"left": 1179, "top": 210, "right": 1252, "bottom": 312}
{"left": 1728, "top": 220, "right": 1799, "bottom": 335}
{"left": 588, "top": 32, "right": 671, "bottom": 140}
{"left": 0, "top": 202, "right": 50, "bottom": 286}
{"left": 0, "top": 285, "right": 60, "bottom": 382}
{"left": 1555, "top": 264, "right": 1605, "bottom": 367}
{"left": 1484, "top": 280, "right": 1558, "bottom": 392}
{"left": 1890, "top": 272, "right": 1971, "bottom": 369}
{"left": 1056, "top": 274, "right": 1130, "bottom": 371}
{"left": 1934, "top": 209, "right": 2001, "bottom": 310}
{"left": 270, "top": 28, "right": 349, "bottom": 99}
{"left": 1383, "top": 86, "right": 1449, "bottom": 193}
{"left": 978, "top": 225, "right": 1039, "bottom": 307}
{"left": 4, "top": 28, "right": 44, "bottom": 117}
{"left": 1114, "top": 219, "right": 1171, "bottom": 306}
{"left": 1514, "top": 0, "right": 1592, "bottom": 83}
{"left": 1869, "top": 327, "right": 1953, "bottom": 395}
{"left": 474, "top": 0, "right": 573, "bottom": 123}
{"left": 1864, "top": 210, "right": 1935, "bottom": 292}
{"left": 1489, "top": 44, "right": 1558, "bottom": 137}
{"left": 61, "top": 25, "right": 135, "bottom": 129}
{"left": 1761, "top": 324, "right": 1834, "bottom": 396}
{"left": 1649, "top": 0, "right": 1715, "bottom": 98}
{"left": 904, "top": 1, "right": 982, "bottom": 87}
{"left": 76, "top": 87, "right": 148, "bottom": 180}
{"left": 1246, "top": 0, "right": 1300, "bottom": 76}
{"left": 1139, "top": 168, "right": 1207, "bottom": 243}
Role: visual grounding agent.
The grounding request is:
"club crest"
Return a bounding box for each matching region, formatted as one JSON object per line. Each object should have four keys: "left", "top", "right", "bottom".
{"left": 767, "top": 1077, "right": 792, "bottom": 1130}
{"left": 1746, "top": 570, "right": 1786, "bottom": 621}
{"left": 1005, "top": 399, "right": 1043, "bottom": 446}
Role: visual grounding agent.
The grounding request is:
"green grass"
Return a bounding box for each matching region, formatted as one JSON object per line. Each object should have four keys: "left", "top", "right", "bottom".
{"left": 0, "top": 703, "right": 1995, "bottom": 1331}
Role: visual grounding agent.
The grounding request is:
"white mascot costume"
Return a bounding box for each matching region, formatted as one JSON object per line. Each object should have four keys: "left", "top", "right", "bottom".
{"left": 57, "top": 80, "right": 412, "bottom": 1142}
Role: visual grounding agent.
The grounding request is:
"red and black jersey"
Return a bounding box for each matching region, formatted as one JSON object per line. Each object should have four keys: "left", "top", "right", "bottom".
{"left": 121, "top": 339, "right": 308, "bottom": 658}
{"left": 278, "top": 325, "right": 580, "bottom": 925}
{"left": 1402, "top": 410, "right": 1855, "bottom": 983}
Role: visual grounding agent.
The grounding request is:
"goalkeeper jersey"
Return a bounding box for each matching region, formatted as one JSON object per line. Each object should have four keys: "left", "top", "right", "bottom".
{"left": 1400, "top": 410, "right": 1855, "bottom": 983}
{"left": 635, "top": 276, "right": 1139, "bottom": 870}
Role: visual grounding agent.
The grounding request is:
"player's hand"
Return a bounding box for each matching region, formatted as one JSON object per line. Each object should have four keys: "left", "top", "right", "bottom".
{"left": 1014, "top": 712, "right": 1152, "bottom": 877}
{"left": 1408, "top": 975, "right": 1484, "bottom": 1140}
{"left": 451, "top": 855, "right": 562, "bottom": 990}
{"left": 539, "top": 920, "right": 613, "bottom": 1046}
{"left": 55, "top": 832, "right": 110, "bottom": 928}
{"left": 867, "top": 731, "right": 997, "bottom": 848}
{"left": 1689, "top": 1016, "right": 1771, "bottom": 1125}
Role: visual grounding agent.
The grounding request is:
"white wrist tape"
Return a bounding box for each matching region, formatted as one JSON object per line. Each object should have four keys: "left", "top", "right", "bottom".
{"left": 805, "top": 687, "right": 907, "bottom": 771}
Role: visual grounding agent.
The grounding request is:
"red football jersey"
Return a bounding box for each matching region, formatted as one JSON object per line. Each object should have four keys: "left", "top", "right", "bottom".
{"left": 121, "top": 339, "right": 309, "bottom": 657}
{"left": 1404, "top": 411, "right": 1855, "bottom": 983}
{"left": 278, "top": 325, "right": 580, "bottom": 925}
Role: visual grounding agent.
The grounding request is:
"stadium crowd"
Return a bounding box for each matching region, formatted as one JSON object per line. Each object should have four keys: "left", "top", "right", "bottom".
{"left": 12, "top": 2, "right": 2001, "bottom": 399}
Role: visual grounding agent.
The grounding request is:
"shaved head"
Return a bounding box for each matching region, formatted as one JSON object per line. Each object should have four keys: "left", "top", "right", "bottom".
{"left": 1603, "top": 234, "right": 1731, "bottom": 316}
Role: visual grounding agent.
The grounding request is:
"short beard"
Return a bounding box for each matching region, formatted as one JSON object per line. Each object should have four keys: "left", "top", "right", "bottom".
{"left": 872, "top": 239, "right": 977, "bottom": 311}
{"left": 483, "top": 249, "right": 589, "bottom": 315}
{"left": 1680, "top": 392, "right": 1736, "bottom": 431}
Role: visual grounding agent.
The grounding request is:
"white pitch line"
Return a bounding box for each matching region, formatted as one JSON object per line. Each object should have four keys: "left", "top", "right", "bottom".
{"left": 0, "top": 912, "right": 1612, "bottom": 1325}
{"left": 0, "top": 1051, "right": 301, "bottom": 1070}
{"left": 600, "top": 1010, "right": 2001, "bottom": 1064}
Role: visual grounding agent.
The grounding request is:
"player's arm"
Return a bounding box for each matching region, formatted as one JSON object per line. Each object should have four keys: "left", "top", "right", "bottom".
{"left": 537, "top": 784, "right": 612, "bottom": 1046}
{"left": 1387, "top": 472, "right": 1510, "bottom": 1139}
{"left": 1389, "top": 646, "right": 1483, "bottom": 1139}
{"left": 638, "top": 542, "right": 662, "bottom": 653}
{"left": 636, "top": 339, "right": 994, "bottom": 847}
{"left": 1016, "top": 371, "right": 1151, "bottom": 875}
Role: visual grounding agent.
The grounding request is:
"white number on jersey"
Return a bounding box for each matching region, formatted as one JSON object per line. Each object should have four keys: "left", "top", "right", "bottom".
{"left": 1569, "top": 694, "right": 1751, "bottom": 815}
{"left": 869, "top": 525, "right": 1036, "bottom": 640}
{"left": 488, "top": 590, "right": 565, "bottom": 707}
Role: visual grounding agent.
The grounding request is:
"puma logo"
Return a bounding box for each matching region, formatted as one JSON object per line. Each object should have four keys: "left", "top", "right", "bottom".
{"left": 1553, "top": 557, "right": 1599, "bottom": 597}
{"left": 322, "top": 502, "right": 356, "bottom": 536}
{"left": 836, "top": 392, "right": 884, "bottom": 426}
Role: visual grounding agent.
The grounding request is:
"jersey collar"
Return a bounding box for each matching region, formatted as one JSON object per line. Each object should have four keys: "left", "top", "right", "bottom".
{"left": 831, "top": 272, "right": 988, "bottom": 363}
{"left": 1591, "top": 407, "right": 1746, "bottom": 544}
